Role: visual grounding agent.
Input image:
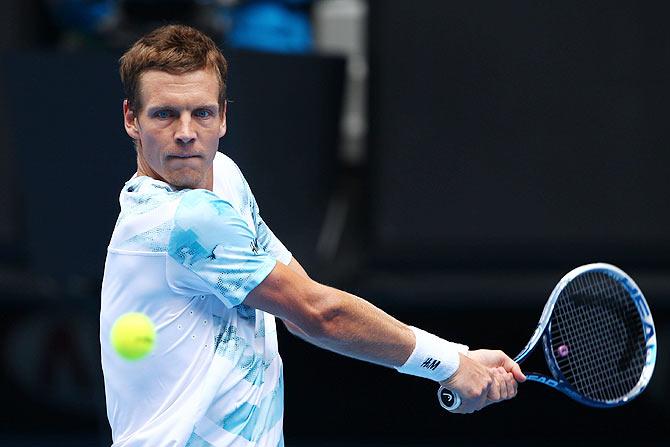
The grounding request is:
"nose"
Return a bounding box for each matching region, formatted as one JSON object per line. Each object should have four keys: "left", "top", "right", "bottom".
{"left": 175, "top": 113, "right": 196, "bottom": 145}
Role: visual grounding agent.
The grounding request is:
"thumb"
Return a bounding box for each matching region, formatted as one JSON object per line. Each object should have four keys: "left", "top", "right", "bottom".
{"left": 510, "top": 362, "right": 526, "bottom": 382}
{"left": 501, "top": 355, "right": 526, "bottom": 382}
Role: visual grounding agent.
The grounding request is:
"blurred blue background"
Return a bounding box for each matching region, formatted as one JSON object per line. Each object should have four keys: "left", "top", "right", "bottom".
{"left": 0, "top": 0, "right": 668, "bottom": 445}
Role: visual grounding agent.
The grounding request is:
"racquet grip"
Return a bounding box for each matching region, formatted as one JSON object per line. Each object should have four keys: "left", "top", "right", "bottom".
{"left": 437, "top": 386, "right": 461, "bottom": 411}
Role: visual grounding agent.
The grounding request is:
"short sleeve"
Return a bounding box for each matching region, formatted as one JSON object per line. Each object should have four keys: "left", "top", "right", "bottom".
{"left": 213, "top": 152, "right": 292, "bottom": 264}
{"left": 254, "top": 212, "right": 292, "bottom": 265}
{"left": 238, "top": 168, "right": 292, "bottom": 265}
{"left": 167, "top": 189, "right": 276, "bottom": 308}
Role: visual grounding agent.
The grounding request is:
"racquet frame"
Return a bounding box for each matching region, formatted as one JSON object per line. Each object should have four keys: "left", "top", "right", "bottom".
{"left": 438, "top": 263, "right": 657, "bottom": 411}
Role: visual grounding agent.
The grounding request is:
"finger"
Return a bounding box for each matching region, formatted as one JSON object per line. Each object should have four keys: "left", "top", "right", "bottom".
{"left": 485, "top": 372, "right": 515, "bottom": 407}
{"left": 501, "top": 355, "right": 527, "bottom": 382}
{"left": 504, "top": 371, "right": 516, "bottom": 399}
{"left": 499, "top": 354, "right": 516, "bottom": 371}
{"left": 487, "top": 370, "right": 502, "bottom": 402}
{"left": 512, "top": 363, "right": 527, "bottom": 382}
{"left": 498, "top": 368, "right": 510, "bottom": 400}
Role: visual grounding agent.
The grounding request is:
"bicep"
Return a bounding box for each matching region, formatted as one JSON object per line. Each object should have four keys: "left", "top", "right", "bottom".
{"left": 281, "top": 257, "right": 312, "bottom": 336}
{"left": 245, "top": 261, "right": 325, "bottom": 336}
{"left": 287, "top": 257, "right": 310, "bottom": 278}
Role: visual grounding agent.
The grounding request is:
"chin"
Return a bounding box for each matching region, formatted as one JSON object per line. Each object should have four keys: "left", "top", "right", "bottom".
{"left": 166, "top": 172, "right": 204, "bottom": 190}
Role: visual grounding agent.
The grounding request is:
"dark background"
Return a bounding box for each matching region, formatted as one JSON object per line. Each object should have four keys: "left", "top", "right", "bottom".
{"left": 0, "top": 0, "right": 667, "bottom": 445}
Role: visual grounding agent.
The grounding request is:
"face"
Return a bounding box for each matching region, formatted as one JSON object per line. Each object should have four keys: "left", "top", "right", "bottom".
{"left": 123, "top": 69, "right": 226, "bottom": 190}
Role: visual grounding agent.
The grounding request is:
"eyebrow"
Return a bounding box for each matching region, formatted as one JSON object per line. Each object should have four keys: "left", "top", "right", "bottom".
{"left": 146, "top": 104, "right": 219, "bottom": 114}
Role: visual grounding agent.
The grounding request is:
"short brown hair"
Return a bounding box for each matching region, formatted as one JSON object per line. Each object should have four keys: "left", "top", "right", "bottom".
{"left": 119, "top": 24, "right": 228, "bottom": 111}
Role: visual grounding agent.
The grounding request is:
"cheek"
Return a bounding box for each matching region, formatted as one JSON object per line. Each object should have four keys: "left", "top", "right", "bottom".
{"left": 142, "top": 132, "right": 161, "bottom": 148}
{"left": 141, "top": 124, "right": 169, "bottom": 144}
{"left": 138, "top": 131, "right": 168, "bottom": 163}
{"left": 201, "top": 126, "right": 223, "bottom": 144}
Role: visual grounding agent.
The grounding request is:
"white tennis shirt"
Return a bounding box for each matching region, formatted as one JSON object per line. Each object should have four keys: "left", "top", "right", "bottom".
{"left": 100, "top": 152, "right": 291, "bottom": 446}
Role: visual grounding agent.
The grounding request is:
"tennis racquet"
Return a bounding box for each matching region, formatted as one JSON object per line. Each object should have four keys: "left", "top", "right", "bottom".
{"left": 438, "top": 263, "right": 657, "bottom": 411}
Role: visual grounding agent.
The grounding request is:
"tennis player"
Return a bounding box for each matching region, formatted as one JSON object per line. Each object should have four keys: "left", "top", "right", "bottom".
{"left": 100, "top": 24, "right": 526, "bottom": 446}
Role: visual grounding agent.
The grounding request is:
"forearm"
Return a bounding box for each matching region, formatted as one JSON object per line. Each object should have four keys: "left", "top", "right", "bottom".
{"left": 248, "top": 261, "right": 452, "bottom": 373}
{"left": 251, "top": 259, "right": 521, "bottom": 413}
{"left": 300, "top": 285, "right": 415, "bottom": 368}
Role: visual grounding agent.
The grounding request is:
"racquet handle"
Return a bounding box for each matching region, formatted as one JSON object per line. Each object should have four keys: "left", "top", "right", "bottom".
{"left": 437, "top": 386, "right": 461, "bottom": 411}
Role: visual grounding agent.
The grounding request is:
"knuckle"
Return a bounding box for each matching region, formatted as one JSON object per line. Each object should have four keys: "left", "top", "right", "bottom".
{"left": 467, "top": 383, "right": 488, "bottom": 399}
{"left": 466, "top": 388, "right": 481, "bottom": 399}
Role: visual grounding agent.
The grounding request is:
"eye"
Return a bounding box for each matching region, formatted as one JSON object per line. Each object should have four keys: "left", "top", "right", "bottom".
{"left": 153, "top": 109, "right": 173, "bottom": 119}
{"left": 194, "top": 109, "right": 213, "bottom": 119}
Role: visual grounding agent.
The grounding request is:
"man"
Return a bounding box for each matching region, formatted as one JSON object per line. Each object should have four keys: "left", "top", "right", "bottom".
{"left": 100, "top": 24, "right": 525, "bottom": 446}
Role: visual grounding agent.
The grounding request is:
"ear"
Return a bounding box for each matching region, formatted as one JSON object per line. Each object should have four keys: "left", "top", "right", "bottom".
{"left": 123, "top": 99, "right": 141, "bottom": 140}
{"left": 218, "top": 100, "right": 227, "bottom": 138}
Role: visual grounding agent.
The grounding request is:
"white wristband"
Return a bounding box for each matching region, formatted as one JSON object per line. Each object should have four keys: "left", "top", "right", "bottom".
{"left": 396, "top": 326, "right": 469, "bottom": 382}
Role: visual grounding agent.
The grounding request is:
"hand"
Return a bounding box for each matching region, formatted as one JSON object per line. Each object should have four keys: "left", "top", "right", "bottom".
{"left": 466, "top": 349, "right": 525, "bottom": 405}
{"left": 439, "top": 353, "right": 494, "bottom": 414}
{"left": 439, "top": 350, "right": 526, "bottom": 414}
{"left": 467, "top": 349, "right": 526, "bottom": 382}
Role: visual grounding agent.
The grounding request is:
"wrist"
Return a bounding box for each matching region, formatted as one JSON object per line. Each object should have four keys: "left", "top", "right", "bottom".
{"left": 395, "top": 326, "right": 469, "bottom": 382}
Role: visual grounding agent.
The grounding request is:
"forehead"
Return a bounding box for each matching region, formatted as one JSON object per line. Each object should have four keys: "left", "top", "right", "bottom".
{"left": 138, "top": 69, "right": 220, "bottom": 107}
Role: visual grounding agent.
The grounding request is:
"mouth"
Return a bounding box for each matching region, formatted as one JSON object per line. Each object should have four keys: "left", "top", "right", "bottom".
{"left": 166, "top": 154, "right": 201, "bottom": 160}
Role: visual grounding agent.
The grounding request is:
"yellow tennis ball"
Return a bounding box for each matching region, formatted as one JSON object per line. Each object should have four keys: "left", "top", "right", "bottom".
{"left": 110, "top": 312, "right": 156, "bottom": 361}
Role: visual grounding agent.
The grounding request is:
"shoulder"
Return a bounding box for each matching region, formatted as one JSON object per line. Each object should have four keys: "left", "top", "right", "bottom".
{"left": 214, "top": 151, "right": 244, "bottom": 178}
{"left": 111, "top": 177, "right": 185, "bottom": 252}
{"left": 172, "top": 189, "right": 243, "bottom": 245}
{"left": 214, "top": 151, "right": 250, "bottom": 188}
{"left": 117, "top": 176, "right": 183, "bottom": 221}
{"left": 169, "top": 189, "right": 255, "bottom": 266}
{"left": 212, "top": 152, "right": 254, "bottom": 211}
{"left": 124, "top": 175, "right": 174, "bottom": 195}
{"left": 176, "top": 189, "right": 237, "bottom": 221}
{"left": 120, "top": 176, "right": 177, "bottom": 206}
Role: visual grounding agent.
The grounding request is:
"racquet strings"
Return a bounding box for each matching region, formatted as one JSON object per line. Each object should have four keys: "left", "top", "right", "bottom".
{"left": 549, "top": 271, "right": 646, "bottom": 402}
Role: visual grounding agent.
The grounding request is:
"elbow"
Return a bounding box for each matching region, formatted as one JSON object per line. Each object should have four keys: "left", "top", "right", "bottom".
{"left": 298, "top": 284, "right": 345, "bottom": 341}
{"left": 283, "top": 319, "right": 306, "bottom": 338}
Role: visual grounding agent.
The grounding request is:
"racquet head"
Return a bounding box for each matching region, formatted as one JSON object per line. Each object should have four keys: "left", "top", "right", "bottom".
{"left": 542, "top": 263, "right": 656, "bottom": 407}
